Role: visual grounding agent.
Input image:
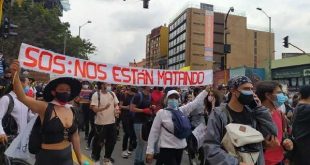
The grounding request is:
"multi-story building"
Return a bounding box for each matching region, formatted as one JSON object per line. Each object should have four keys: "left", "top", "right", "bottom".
{"left": 145, "top": 26, "right": 169, "bottom": 69}
{"left": 129, "top": 58, "right": 147, "bottom": 68}
{"left": 167, "top": 3, "right": 274, "bottom": 72}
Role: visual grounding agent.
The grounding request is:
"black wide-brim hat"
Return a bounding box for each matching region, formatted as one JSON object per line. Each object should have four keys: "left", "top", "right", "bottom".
{"left": 43, "top": 77, "right": 82, "bottom": 102}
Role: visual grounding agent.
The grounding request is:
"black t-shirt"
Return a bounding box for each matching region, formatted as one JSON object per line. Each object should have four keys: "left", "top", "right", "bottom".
{"left": 132, "top": 92, "right": 151, "bottom": 123}
{"left": 226, "top": 105, "right": 253, "bottom": 126}
{"left": 120, "top": 94, "right": 134, "bottom": 118}
{"left": 120, "top": 94, "right": 134, "bottom": 108}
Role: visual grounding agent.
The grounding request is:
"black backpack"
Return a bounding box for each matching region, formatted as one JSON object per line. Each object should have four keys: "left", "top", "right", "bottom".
{"left": 29, "top": 103, "right": 54, "bottom": 154}
{"left": 2, "top": 94, "right": 18, "bottom": 136}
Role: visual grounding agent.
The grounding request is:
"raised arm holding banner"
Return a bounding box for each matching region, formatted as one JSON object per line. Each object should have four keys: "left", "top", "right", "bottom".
{"left": 18, "top": 43, "right": 213, "bottom": 86}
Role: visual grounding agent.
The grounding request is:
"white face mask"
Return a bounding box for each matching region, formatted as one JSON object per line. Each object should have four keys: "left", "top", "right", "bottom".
{"left": 82, "top": 85, "right": 89, "bottom": 89}
{"left": 208, "top": 96, "right": 214, "bottom": 102}
{"left": 106, "top": 86, "right": 112, "bottom": 92}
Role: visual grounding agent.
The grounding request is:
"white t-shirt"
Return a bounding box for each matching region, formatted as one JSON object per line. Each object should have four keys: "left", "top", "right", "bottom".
{"left": 90, "top": 91, "right": 119, "bottom": 125}
{"left": 0, "top": 92, "right": 35, "bottom": 135}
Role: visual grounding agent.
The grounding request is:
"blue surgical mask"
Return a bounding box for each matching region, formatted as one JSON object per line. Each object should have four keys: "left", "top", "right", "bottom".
{"left": 273, "top": 93, "right": 288, "bottom": 108}
{"left": 167, "top": 99, "right": 179, "bottom": 109}
{"left": 24, "top": 86, "right": 30, "bottom": 94}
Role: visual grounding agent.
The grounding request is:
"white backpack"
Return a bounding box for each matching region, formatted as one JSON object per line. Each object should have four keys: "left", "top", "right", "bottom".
{"left": 221, "top": 108, "right": 264, "bottom": 164}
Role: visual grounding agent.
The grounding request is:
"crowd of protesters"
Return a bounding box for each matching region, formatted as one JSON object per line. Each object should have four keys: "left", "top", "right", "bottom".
{"left": 0, "top": 60, "right": 309, "bottom": 165}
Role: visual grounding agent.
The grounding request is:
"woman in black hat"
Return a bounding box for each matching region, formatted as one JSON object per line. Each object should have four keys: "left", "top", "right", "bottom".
{"left": 10, "top": 60, "right": 82, "bottom": 165}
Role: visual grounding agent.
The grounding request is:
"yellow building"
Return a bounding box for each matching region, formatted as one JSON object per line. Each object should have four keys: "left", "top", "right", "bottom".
{"left": 167, "top": 3, "right": 274, "bottom": 72}
{"left": 145, "top": 25, "right": 169, "bottom": 69}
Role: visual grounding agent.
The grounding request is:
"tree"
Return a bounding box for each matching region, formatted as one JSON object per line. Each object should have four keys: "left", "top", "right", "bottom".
{"left": 1, "top": 0, "right": 96, "bottom": 61}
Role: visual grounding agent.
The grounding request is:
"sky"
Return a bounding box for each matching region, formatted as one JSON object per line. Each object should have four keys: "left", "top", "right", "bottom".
{"left": 60, "top": 0, "right": 310, "bottom": 66}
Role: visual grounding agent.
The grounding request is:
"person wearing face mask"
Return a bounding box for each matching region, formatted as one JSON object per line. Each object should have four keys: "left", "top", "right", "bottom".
{"left": 146, "top": 88, "right": 209, "bottom": 165}
{"left": 90, "top": 82, "right": 119, "bottom": 165}
{"left": 10, "top": 60, "right": 82, "bottom": 165}
{"left": 204, "top": 89, "right": 221, "bottom": 115}
{"left": 204, "top": 76, "right": 278, "bottom": 165}
{"left": 119, "top": 87, "right": 137, "bottom": 158}
{"left": 77, "top": 81, "right": 93, "bottom": 141}
{"left": 0, "top": 76, "right": 35, "bottom": 147}
{"left": 21, "top": 76, "right": 35, "bottom": 98}
{"left": 256, "top": 81, "right": 293, "bottom": 165}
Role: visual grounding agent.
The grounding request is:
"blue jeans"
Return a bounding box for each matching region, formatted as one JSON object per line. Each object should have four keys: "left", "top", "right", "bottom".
{"left": 134, "top": 123, "right": 146, "bottom": 164}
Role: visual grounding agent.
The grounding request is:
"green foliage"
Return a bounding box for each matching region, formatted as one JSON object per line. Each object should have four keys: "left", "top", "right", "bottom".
{"left": 2, "top": 0, "right": 96, "bottom": 60}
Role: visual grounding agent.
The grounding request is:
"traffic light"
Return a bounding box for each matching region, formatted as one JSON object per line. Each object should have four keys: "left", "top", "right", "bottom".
{"left": 1, "top": 17, "right": 18, "bottom": 38}
{"left": 283, "top": 36, "right": 289, "bottom": 48}
{"left": 143, "top": 0, "right": 149, "bottom": 9}
{"left": 2, "top": 17, "right": 9, "bottom": 38}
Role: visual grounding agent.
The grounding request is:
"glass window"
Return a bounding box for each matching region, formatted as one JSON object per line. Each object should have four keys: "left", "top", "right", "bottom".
{"left": 305, "top": 77, "right": 310, "bottom": 85}
{"left": 298, "top": 78, "right": 304, "bottom": 86}
{"left": 291, "top": 78, "right": 297, "bottom": 87}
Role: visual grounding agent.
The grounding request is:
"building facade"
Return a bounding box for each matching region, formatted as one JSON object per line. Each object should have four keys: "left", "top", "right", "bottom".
{"left": 145, "top": 26, "right": 169, "bottom": 69}
{"left": 271, "top": 54, "right": 310, "bottom": 91}
{"left": 166, "top": 3, "right": 274, "bottom": 74}
{"left": 129, "top": 58, "right": 147, "bottom": 68}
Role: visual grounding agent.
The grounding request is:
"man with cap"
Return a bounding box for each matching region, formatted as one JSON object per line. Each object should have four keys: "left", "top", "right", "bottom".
{"left": 204, "top": 76, "right": 278, "bottom": 165}
{"left": 146, "top": 88, "right": 209, "bottom": 165}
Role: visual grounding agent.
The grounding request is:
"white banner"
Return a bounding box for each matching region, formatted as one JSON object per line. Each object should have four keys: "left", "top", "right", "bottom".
{"left": 18, "top": 43, "right": 213, "bottom": 86}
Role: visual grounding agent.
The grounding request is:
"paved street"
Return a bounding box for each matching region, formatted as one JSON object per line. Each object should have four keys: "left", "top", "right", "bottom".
{"left": 78, "top": 129, "right": 190, "bottom": 165}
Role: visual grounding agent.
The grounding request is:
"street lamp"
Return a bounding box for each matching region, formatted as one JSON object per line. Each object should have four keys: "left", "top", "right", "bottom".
{"left": 78, "top": 20, "right": 92, "bottom": 37}
{"left": 223, "top": 7, "right": 234, "bottom": 83}
{"left": 257, "top": 7, "right": 272, "bottom": 80}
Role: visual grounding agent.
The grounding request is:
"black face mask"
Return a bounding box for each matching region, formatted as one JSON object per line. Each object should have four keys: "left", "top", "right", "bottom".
{"left": 237, "top": 90, "right": 254, "bottom": 105}
{"left": 55, "top": 92, "right": 71, "bottom": 103}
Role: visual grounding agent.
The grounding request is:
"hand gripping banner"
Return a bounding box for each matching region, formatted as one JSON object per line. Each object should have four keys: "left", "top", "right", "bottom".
{"left": 18, "top": 43, "right": 213, "bottom": 86}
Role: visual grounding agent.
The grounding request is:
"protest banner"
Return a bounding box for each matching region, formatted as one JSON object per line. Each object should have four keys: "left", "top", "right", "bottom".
{"left": 18, "top": 43, "right": 213, "bottom": 86}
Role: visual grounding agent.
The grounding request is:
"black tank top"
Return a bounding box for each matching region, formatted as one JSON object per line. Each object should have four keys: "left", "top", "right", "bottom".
{"left": 42, "top": 103, "right": 78, "bottom": 144}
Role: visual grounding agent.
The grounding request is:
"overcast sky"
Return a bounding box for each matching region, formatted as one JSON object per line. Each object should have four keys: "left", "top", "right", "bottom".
{"left": 60, "top": 0, "right": 310, "bottom": 66}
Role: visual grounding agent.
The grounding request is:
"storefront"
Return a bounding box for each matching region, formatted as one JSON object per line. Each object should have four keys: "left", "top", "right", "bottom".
{"left": 272, "top": 55, "right": 310, "bottom": 91}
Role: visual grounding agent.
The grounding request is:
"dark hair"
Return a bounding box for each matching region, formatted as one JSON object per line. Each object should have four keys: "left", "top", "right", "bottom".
{"left": 96, "top": 82, "right": 103, "bottom": 90}
{"left": 20, "top": 76, "right": 28, "bottom": 83}
{"left": 130, "top": 87, "right": 138, "bottom": 93}
{"left": 299, "top": 85, "right": 310, "bottom": 99}
{"left": 256, "top": 81, "right": 282, "bottom": 102}
{"left": 204, "top": 89, "right": 221, "bottom": 113}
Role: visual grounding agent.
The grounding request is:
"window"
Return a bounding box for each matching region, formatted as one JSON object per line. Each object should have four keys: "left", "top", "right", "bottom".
{"left": 305, "top": 77, "right": 310, "bottom": 85}
{"left": 298, "top": 78, "right": 304, "bottom": 86}
{"left": 176, "top": 55, "right": 179, "bottom": 62}
{"left": 254, "top": 32, "right": 257, "bottom": 39}
{"left": 254, "top": 48, "right": 257, "bottom": 54}
{"left": 254, "top": 56, "right": 257, "bottom": 68}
